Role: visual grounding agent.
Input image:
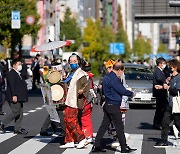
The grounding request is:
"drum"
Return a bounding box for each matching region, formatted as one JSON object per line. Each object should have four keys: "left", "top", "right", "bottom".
{"left": 48, "top": 71, "right": 61, "bottom": 84}
{"left": 51, "top": 84, "right": 64, "bottom": 101}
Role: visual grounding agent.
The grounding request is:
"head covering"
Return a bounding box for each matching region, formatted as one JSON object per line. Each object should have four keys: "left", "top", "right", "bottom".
{"left": 105, "top": 59, "right": 116, "bottom": 69}
{"left": 43, "top": 66, "right": 49, "bottom": 75}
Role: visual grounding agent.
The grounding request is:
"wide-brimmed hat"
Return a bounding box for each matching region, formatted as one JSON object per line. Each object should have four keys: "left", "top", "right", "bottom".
{"left": 48, "top": 71, "right": 61, "bottom": 84}
{"left": 51, "top": 85, "right": 64, "bottom": 101}
{"left": 105, "top": 59, "right": 116, "bottom": 68}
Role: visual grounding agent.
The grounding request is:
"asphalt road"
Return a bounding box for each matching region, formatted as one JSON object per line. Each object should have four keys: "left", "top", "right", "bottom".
{"left": 0, "top": 88, "right": 180, "bottom": 154}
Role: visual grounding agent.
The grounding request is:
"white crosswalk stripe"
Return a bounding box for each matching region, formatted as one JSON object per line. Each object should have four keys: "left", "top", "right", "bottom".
{"left": 8, "top": 134, "right": 58, "bottom": 154}
{"left": 1, "top": 132, "right": 179, "bottom": 154}
{"left": 115, "top": 134, "right": 143, "bottom": 154}
{"left": 0, "top": 131, "right": 16, "bottom": 143}
{"left": 166, "top": 135, "right": 180, "bottom": 154}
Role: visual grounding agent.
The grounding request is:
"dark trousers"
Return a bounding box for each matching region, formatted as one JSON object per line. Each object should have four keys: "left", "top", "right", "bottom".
{"left": 0, "top": 91, "right": 3, "bottom": 112}
{"left": 41, "top": 109, "right": 65, "bottom": 132}
{"left": 2, "top": 102, "right": 23, "bottom": 131}
{"left": 32, "top": 73, "right": 40, "bottom": 89}
{"left": 161, "top": 106, "right": 180, "bottom": 143}
{"left": 94, "top": 103, "right": 127, "bottom": 148}
{"left": 153, "top": 96, "right": 167, "bottom": 126}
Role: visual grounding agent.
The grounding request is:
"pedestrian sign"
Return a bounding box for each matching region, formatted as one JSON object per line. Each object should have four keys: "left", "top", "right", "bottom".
{"left": 110, "top": 43, "right": 125, "bottom": 55}
{"left": 11, "top": 11, "right": 21, "bottom": 29}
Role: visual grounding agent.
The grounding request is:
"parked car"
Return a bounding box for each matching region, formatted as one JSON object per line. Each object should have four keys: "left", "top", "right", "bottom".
{"left": 124, "top": 63, "right": 156, "bottom": 105}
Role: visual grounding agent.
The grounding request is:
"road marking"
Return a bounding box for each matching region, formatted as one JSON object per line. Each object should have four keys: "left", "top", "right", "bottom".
{"left": 62, "top": 143, "right": 93, "bottom": 154}
{"left": 8, "top": 134, "right": 58, "bottom": 154}
{"left": 115, "top": 134, "right": 143, "bottom": 154}
{"left": 0, "top": 132, "right": 16, "bottom": 143}
{"left": 36, "top": 107, "right": 43, "bottom": 110}
{"left": 166, "top": 135, "right": 180, "bottom": 154}
{"left": 23, "top": 113, "right": 29, "bottom": 116}
{"left": 28, "top": 110, "right": 36, "bottom": 113}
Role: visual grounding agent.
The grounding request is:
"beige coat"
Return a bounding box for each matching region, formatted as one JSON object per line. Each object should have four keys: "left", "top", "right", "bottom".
{"left": 65, "top": 68, "right": 89, "bottom": 109}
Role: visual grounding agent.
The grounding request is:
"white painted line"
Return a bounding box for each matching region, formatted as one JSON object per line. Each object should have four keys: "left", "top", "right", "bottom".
{"left": 62, "top": 143, "right": 93, "bottom": 154}
{"left": 115, "top": 134, "right": 143, "bottom": 154}
{"left": 0, "top": 132, "right": 16, "bottom": 143}
{"left": 28, "top": 110, "right": 36, "bottom": 113}
{"left": 36, "top": 107, "right": 43, "bottom": 110}
{"left": 166, "top": 135, "right": 180, "bottom": 154}
{"left": 8, "top": 134, "right": 58, "bottom": 154}
{"left": 23, "top": 113, "right": 29, "bottom": 116}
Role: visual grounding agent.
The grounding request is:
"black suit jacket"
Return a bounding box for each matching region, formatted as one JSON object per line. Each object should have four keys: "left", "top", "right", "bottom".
{"left": 153, "top": 66, "right": 167, "bottom": 97}
{"left": 6, "top": 69, "right": 28, "bottom": 102}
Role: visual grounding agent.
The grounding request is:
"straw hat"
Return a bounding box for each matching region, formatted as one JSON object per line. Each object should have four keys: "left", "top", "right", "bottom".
{"left": 105, "top": 59, "right": 116, "bottom": 68}
{"left": 51, "top": 85, "right": 64, "bottom": 101}
{"left": 48, "top": 71, "right": 61, "bottom": 84}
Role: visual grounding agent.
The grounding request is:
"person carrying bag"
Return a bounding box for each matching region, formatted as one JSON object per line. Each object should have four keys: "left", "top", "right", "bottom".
{"left": 154, "top": 59, "right": 180, "bottom": 148}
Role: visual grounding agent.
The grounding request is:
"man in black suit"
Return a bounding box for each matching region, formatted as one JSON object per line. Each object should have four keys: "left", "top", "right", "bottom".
{"left": 0, "top": 59, "right": 28, "bottom": 134}
{"left": 153, "top": 57, "right": 168, "bottom": 130}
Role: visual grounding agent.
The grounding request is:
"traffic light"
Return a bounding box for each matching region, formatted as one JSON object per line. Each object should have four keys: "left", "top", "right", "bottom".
{"left": 169, "top": 1, "right": 180, "bottom": 7}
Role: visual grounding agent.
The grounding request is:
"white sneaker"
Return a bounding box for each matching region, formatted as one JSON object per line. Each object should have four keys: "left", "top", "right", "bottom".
{"left": 173, "top": 125, "right": 179, "bottom": 139}
{"left": 59, "top": 142, "right": 75, "bottom": 148}
{"left": 125, "top": 133, "right": 130, "bottom": 140}
{"left": 111, "top": 141, "right": 120, "bottom": 147}
{"left": 76, "top": 138, "right": 87, "bottom": 149}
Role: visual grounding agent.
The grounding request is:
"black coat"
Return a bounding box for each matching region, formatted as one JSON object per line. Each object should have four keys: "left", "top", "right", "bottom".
{"left": 6, "top": 69, "right": 28, "bottom": 102}
{"left": 153, "top": 66, "right": 167, "bottom": 97}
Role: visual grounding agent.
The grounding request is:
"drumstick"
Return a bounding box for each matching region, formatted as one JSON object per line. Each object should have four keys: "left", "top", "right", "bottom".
{"left": 81, "top": 83, "right": 88, "bottom": 91}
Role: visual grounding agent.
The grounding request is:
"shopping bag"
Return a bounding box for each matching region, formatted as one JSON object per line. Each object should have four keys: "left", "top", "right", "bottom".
{"left": 172, "top": 91, "right": 180, "bottom": 113}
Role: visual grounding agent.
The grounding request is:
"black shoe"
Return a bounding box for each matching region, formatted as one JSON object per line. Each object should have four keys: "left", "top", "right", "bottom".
{"left": 14, "top": 128, "right": 28, "bottom": 135}
{"left": 0, "top": 122, "right": 5, "bottom": 133}
{"left": 154, "top": 141, "right": 168, "bottom": 148}
{"left": 153, "top": 125, "right": 162, "bottom": 130}
{"left": 0, "top": 111, "right": 6, "bottom": 115}
{"left": 121, "top": 146, "right": 137, "bottom": 153}
{"left": 40, "top": 131, "right": 52, "bottom": 136}
{"left": 92, "top": 146, "right": 106, "bottom": 153}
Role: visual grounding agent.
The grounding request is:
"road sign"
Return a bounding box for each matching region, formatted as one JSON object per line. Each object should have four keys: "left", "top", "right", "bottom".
{"left": 26, "top": 15, "right": 35, "bottom": 25}
{"left": 110, "top": 43, "right": 125, "bottom": 55}
{"left": 11, "top": 11, "right": 21, "bottom": 29}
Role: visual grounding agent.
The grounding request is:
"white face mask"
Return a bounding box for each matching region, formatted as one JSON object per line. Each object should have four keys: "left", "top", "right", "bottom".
{"left": 17, "top": 65, "right": 22, "bottom": 72}
{"left": 162, "top": 64, "right": 166, "bottom": 69}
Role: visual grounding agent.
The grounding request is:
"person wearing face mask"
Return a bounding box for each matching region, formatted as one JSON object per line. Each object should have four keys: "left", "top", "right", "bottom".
{"left": 154, "top": 59, "right": 180, "bottom": 148}
{"left": 59, "top": 54, "right": 89, "bottom": 149}
{"left": 153, "top": 57, "right": 168, "bottom": 130}
{"left": 0, "top": 59, "right": 28, "bottom": 134}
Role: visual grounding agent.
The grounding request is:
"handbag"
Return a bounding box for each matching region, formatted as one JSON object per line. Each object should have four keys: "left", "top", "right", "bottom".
{"left": 172, "top": 91, "right": 180, "bottom": 114}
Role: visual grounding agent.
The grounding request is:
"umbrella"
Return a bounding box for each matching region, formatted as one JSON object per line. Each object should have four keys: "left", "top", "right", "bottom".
{"left": 35, "top": 41, "right": 67, "bottom": 51}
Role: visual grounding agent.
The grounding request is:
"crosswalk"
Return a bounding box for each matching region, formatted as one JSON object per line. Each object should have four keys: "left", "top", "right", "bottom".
{"left": 0, "top": 131, "right": 180, "bottom": 154}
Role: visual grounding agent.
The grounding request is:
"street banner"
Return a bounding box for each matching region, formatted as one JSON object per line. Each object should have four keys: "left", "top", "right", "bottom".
{"left": 40, "top": 83, "right": 60, "bottom": 123}
{"left": 11, "top": 11, "right": 21, "bottom": 29}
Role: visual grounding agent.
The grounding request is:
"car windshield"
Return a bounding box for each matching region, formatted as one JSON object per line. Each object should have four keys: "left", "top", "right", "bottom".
{"left": 125, "top": 67, "right": 153, "bottom": 80}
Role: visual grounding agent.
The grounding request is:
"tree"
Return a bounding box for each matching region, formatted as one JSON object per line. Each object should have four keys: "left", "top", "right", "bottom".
{"left": 133, "top": 34, "right": 151, "bottom": 59}
{"left": 157, "top": 43, "right": 168, "bottom": 53}
{"left": 116, "top": 4, "right": 131, "bottom": 59}
{"left": 0, "top": 0, "right": 40, "bottom": 58}
{"left": 82, "top": 18, "right": 116, "bottom": 61}
{"left": 60, "top": 8, "right": 82, "bottom": 52}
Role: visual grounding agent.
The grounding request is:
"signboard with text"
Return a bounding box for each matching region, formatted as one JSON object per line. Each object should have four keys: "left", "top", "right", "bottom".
{"left": 11, "top": 11, "right": 21, "bottom": 29}
{"left": 110, "top": 43, "right": 125, "bottom": 55}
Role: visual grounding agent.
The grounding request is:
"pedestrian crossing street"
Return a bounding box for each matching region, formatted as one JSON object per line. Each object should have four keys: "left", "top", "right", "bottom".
{"left": 0, "top": 132, "right": 180, "bottom": 154}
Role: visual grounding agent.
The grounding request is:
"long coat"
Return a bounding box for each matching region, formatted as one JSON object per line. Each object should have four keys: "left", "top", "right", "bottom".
{"left": 6, "top": 69, "right": 28, "bottom": 102}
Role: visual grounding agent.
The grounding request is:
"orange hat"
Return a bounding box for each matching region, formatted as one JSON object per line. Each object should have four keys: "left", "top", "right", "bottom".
{"left": 105, "top": 59, "right": 116, "bottom": 68}
{"left": 43, "top": 66, "right": 49, "bottom": 75}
